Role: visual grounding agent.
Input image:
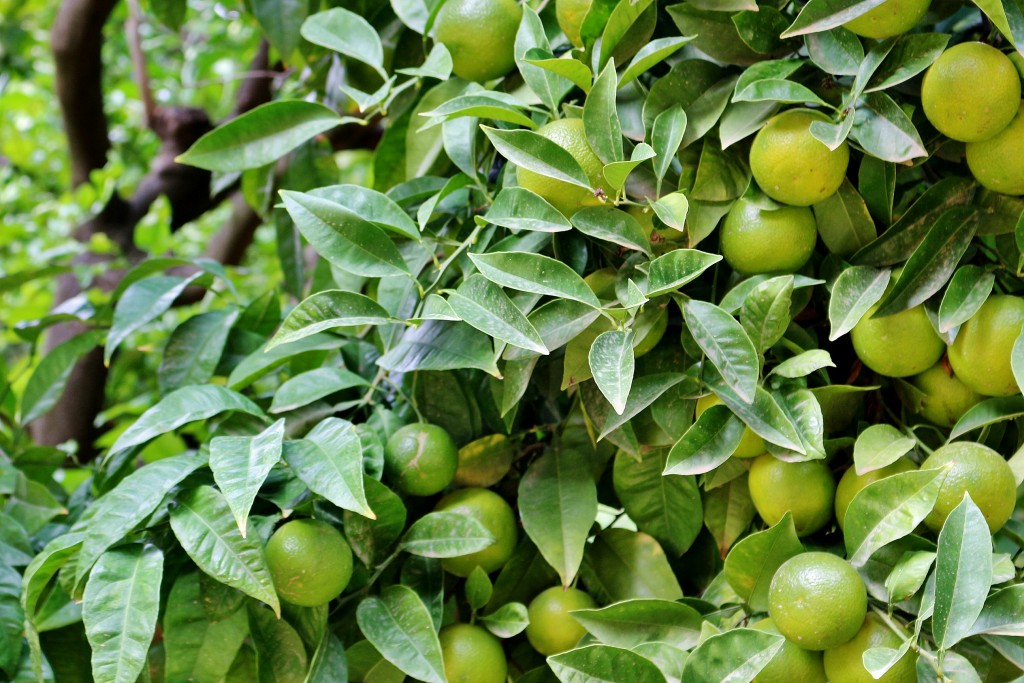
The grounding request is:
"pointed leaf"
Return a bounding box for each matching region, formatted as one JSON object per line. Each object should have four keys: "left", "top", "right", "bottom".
{"left": 723, "top": 513, "right": 803, "bottom": 612}
{"left": 828, "top": 266, "right": 890, "bottom": 341}
{"left": 482, "top": 126, "right": 590, "bottom": 189}
{"left": 283, "top": 418, "right": 374, "bottom": 519}
{"left": 589, "top": 330, "right": 635, "bottom": 415}
{"left": 210, "top": 419, "right": 285, "bottom": 536}
{"left": 548, "top": 645, "right": 667, "bottom": 683}
{"left": 933, "top": 496, "right": 993, "bottom": 649}
{"left": 400, "top": 511, "right": 496, "bottom": 558}
{"left": 356, "top": 585, "right": 445, "bottom": 683}
{"left": 681, "top": 628, "right": 784, "bottom": 683}
{"left": 470, "top": 252, "right": 600, "bottom": 307}
{"left": 268, "top": 290, "right": 392, "bottom": 349}
{"left": 449, "top": 274, "right": 548, "bottom": 354}
{"left": 683, "top": 300, "right": 758, "bottom": 404}
{"left": 105, "top": 274, "right": 199, "bottom": 363}
{"left": 664, "top": 405, "right": 744, "bottom": 476}
{"left": 647, "top": 250, "right": 722, "bottom": 297}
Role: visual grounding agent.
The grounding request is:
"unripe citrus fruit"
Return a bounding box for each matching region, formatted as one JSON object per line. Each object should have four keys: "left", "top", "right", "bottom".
{"left": 696, "top": 395, "right": 765, "bottom": 458}
{"left": 556, "top": 0, "right": 656, "bottom": 62}
{"left": 769, "top": 552, "right": 867, "bottom": 651}
{"left": 750, "top": 109, "right": 850, "bottom": 206}
{"left": 384, "top": 423, "right": 458, "bottom": 496}
{"left": 526, "top": 586, "right": 597, "bottom": 656}
{"left": 947, "top": 294, "right": 1024, "bottom": 396}
{"left": 434, "top": 0, "right": 522, "bottom": 82}
{"left": 751, "top": 618, "right": 827, "bottom": 683}
{"left": 748, "top": 455, "right": 836, "bottom": 536}
{"left": 720, "top": 197, "right": 818, "bottom": 275}
{"left": 921, "top": 42, "right": 1021, "bottom": 142}
{"left": 439, "top": 623, "right": 507, "bottom": 683}
{"left": 921, "top": 441, "right": 1017, "bottom": 533}
{"left": 265, "top": 519, "right": 353, "bottom": 607}
{"left": 834, "top": 458, "right": 917, "bottom": 531}
{"left": 850, "top": 304, "right": 945, "bottom": 378}
{"left": 906, "top": 360, "right": 983, "bottom": 427}
{"left": 823, "top": 614, "right": 917, "bottom": 683}
{"left": 968, "top": 102, "right": 1024, "bottom": 195}
{"left": 517, "top": 118, "right": 611, "bottom": 217}
{"left": 434, "top": 487, "right": 518, "bottom": 576}
{"left": 454, "top": 434, "right": 514, "bottom": 488}
{"left": 843, "top": 0, "right": 931, "bottom": 38}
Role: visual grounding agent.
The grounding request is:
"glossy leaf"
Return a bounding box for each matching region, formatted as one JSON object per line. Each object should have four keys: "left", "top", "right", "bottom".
{"left": 21, "top": 330, "right": 102, "bottom": 424}
{"left": 647, "top": 250, "right": 722, "bottom": 297}
{"left": 377, "top": 320, "right": 500, "bottom": 377}
{"left": 82, "top": 545, "right": 163, "bottom": 683}
{"left": 282, "top": 418, "right": 374, "bottom": 518}
{"left": 664, "top": 405, "right": 744, "bottom": 476}
{"left": 813, "top": 180, "right": 877, "bottom": 257}
{"left": 582, "top": 529, "right": 683, "bottom": 602}
{"left": 158, "top": 308, "right": 239, "bottom": 394}
{"left": 178, "top": 100, "right": 342, "bottom": 171}
{"left": 614, "top": 449, "right": 702, "bottom": 557}
{"left": 968, "top": 584, "right": 1024, "bottom": 636}
{"left": 519, "top": 449, "right": 597, "bottom": 587}
{"left": 572, "top": 207, "right": 651, "bottom": 254}
{"left": 584, "top": 61, "right": 624, "bottom": 164}
{"left": 449, "top": 274, "right": 547, "bottom": 354}
{"left": 681, "top": 628, "right": 783, "bottom": 683}
{"left": 828, "top": 266, "right": 890, "bottom": 341}
{"left": 270, "top": 367, "right": 369, "bottom": 413}
{"left": 853, "top": 424, "right": 915, "bottom": 474}
{"left": 400, "top": 512, "right": 495, "bottom": 558}
{"left": 209, "top": 419, "right": 285, "bottom": 536}
{"left": 169, "top": 486, "right": 280, "bottom": 616}
{"left": 723, "top": 513, "right": 803, "bottom": 612}
{"left": 571, "top": 599, "right": 703, "bottom": 650}
{"left": 301, "top": 7, "right": 383, "bottom": 68}
{"left": 480, "top": 602, "right": 530, "bottom": 638}
{"left": 683, "top": 300, "right": 758, "bottom": 404}
{"left": 481, "top": 126, "right": 590, "bottom": 189}
{"left": 950, "top": 396, "right": 1024, "bottom": 438}
{"left": 163, "top": 572, "right": 248, "bottom": 683}
{"left": 356, "top": 585, "right": 445, "bottom": 683}
{"left": 470, "top": 252, "right": 600, "bottom": 307}
{"left": 484, "top": 188, "right": 572, "bottom": 233}
{"left": 268, "top": 290, "right": 392, "bottom": 349}
{"left": 589, "top": 330, "right": 635, "bottom": 415}
{"left": 939, "top": 265, "right": 995, "bottom": 333}
{"left": 105, "top": 274, "right": 199, "bottom": 363}
{"left": 548, "top": 645, "right": 667, "bottom": 683}
{"left": 933, "top": 496, "right": 993, "bottom": 649}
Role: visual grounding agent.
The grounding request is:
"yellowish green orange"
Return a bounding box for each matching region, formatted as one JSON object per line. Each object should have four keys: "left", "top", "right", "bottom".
{"left": 748, "top": 455, "right": 836, "bottom": 536}
{"left": 265, "top": 519, "right": 353, "bottom": 607}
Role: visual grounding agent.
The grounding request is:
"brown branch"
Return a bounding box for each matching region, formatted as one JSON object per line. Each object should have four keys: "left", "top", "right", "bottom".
{"left": 52, "top": 0, "right": 120, "bottom": 186}
{"left": 126, "top": 0, "right": 157, "bottom": 128}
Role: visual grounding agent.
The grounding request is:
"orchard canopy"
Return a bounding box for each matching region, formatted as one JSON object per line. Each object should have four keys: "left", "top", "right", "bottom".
{"left": 8, "top": 0, "right": 1024, "bottom": 682}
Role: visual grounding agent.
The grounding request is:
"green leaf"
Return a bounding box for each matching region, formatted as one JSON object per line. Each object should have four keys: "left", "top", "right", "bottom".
{"left": 828, "top": 266, "right": 891, "bottom": 341}
{"left": 741, "top": 275, "right": 794, "bottom": 354}
{"left": 422, "top": 93, "right": 537, "bottom": 130}
{"left": 703, "top": 366, "right": 804, "bottom": 453}
{"left": 449, "top": 274, "right": 548, "bottom": 354}
{"left": 584, "top": 61, "right": 624, "bottom": 164}
{"left": 250, "top": 0, "right": 306, "bottom": 58}
{"left": 178, "top": 101, "right": 342, "bottom": 171}
{"left": 850, "top": 91, "right": 927, "bottom": 163}
{"left": 571, "top": 599, "right": 703, "bottom": 650}
{"left": 621, "top": 37, "right": 694, "bottom": 88}
{"left": 600, "top": 373, "right": 691, "bottom": 440}
{"left": 853, "top": 424, "right": 916, "bottom": 475}
{"left": 703, "top": 476, "right": 756, "bottom": 556}
{"left": 875, "top": 207, "right": 977, "bottom": 316}
{"left": 938, "top": 265, "right": 995, "bottom": 333}
{"left": 21, "top": 330, "right": 102, "bottom": 424}
{"left": 933, "top": 495, "right": 993, "bottom": 649}
{"left": 470, "top": 252, "right": 600, "bottom": 307}
{"left": 519, "top": 448, "right": 596, "bottom": 587}
{"left": 599, "top": 0, "right": 656, "bottom": 67}
{"left": 464, "top": 567, "right": 493, "bottom": 611}
{"left": 582, "top": 528, "right": 683, "bottom": 602}
{"left": 482, "top": 126, "right": 590, "bottom": 189}
{"left": 76, "top": 453, "right": 205, "bottom": 586}
{"left": 724, "top": 513, "right": 804, "bottom": 612}
{"left": 163, "top": 572, "right": 249, "bottom": 683}
{"left": 651, "top": 106, "right": 686, "bottom": 184}
{"left": 169, "top": 486, "right": 280, "bottom": 616}
{"left": 524, "top": 54, "right": 593, "bottom": 94}
{"left": 516, "top": 7, "right": 573, "bottom": 112}
{"left": 844, "top": 468, "right": 947, "bottom": 566}
{"left": 652, "top": 191, "right": 690, "bottom": 232}
{"left": 307, "top": 632, "right": 349, "bottom": 683}
{"left": 681, "top": 628, "right": 784, "bottom": 683}
{"left": 572, "top": 207, "right": 651, "bottom": 254}
{"left": 270, "top": 367, "right": 369, "bottom": 413}
{"left": 110, "top": 385, "right": 264, "bottom": 454}
{"left": 378, "top": 320, "right": 500, "bottom": 376}
{"left": 683, "top": 300, "right": 758, "bottom": 404}
{"left": 664, "top": 405, "right": 744, "bottom": 476}
{"left": 228, "top": 333, "right": 345, "bottom": 390}
{"left": 105, "top": 274, "right": 199, "bottom": 363}
{"left": 280, "top": 190, "right": 410, "bottom": 277}
{"left": 158, "top": 308, "right": 239, "bottom": 394}
{"left": 589, "top": 330, "right": 635, "bottom": 415}
{"left": 603, "top": 143, "right": 658, "bottom": 194}
{"left": 210, "top": 419, "right": 285, "bottom": 536}
{"left": 886, "top": 550, "right": 936, "bottom": 603}
{"left": 806, "top": 27, "right": 864, "bottom": 75}
{"left": 782, "top": 0, "right": 890, "bottom": 37}
{"left": 548, "top": 645, "right": 667, "bottom": 683}
{"left": 813, "top": 180, "right": 878, "bottom": 257}
{"left": 479, "top": 602, "right": 530, "bottom": 638}
{"left": 968, "top": 584, "right": 1024, "bottom": 636}
{"left": 647, "top": 250, "right": 722, "bottom": 297}
{"left": 484, "top": 188, "right": 573, "bottom": 233}
{"left": 356, "top": 585, "right": 445, "bottom": 683}
{"left": 310, "top": 184, "right": 420, "bottom": 241}
{"left": 283, "top": 418, "right": 374, "bottom": 519}
{"left": 615, "top": 448, "right": 703, "bottom": 558}
{"left": 400, "top": 512, "right": 496, "bottom": 558}
{"left": 770, "top": 350, "right": 835, "bottom": 379}
{"left": 83, "top": 545, "right": 163, "bottom": 683}
{"left": 300, "top": 7, "right": 383, "bottom": 69}
{"left": 248, "top": 603, "right": 308, "bottom": 682}
{"left": 950, "top": 396, "right": 1024, "bottom": 439}
{"left": 866, "top": 33, "right": 949, "bottom": 92}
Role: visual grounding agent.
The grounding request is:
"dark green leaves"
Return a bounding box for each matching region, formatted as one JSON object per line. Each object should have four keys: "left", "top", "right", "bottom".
{"left": 178, "top": 101, "right": 342, "bottom": 171}
{"left": 209, "top": 419, "right": 285, "bottom": 536}
{"left": 681, "top": 628, "right": 783, "bottom": 683}
{"left": 356, "top": 586, "right": 445, "bottom": 683}
{"left": 481, "top": 127, "right": 590, "bottom": 189}
{"left": 664, "top": 405, "right": 744, "bottom": 476}
{"left": 268, "top": 290, "right": 392, "bottom": 349}
{"left": 549, "top": 645, "right": 667, "bottom": 683}
{"left": 683, "top": 300, "right": 758, "bottom": 403}
{"left": 282, "top": 418, "right": 374, "bottom": 519}
{"left": 470, "top": 252, "right": 600, "bottom": 307}
{"left": 400, "top": 512, "right": 495, "bottom": 558}
{"left": 449, "top": 275, "right": 548, "bottom": 354}
{"left": 83, "top": 545, "right": 163, "bottom": 683}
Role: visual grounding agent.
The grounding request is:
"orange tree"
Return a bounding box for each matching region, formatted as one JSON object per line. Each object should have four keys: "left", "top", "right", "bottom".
{"left": 5, "top": 0, "right": 1024, "bottom": 682}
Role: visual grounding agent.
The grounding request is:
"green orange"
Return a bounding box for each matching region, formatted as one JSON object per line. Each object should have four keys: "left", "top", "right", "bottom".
{"left": 921, "top": 441, "right": 1017, "bottom": 533}
{"left": 555, "top": 0, "right": 656, "bottom": 63}
{"left": 843, "top": 0, "right": 931, "bottom": 38}
{"left": 850, "top": 304, "right": 945, "bottom": 378}
{"left": 384, "top": 423, "right": 458, "bottom": 496}
{"left": 823, "top": 614, "right": 917, "bottom": 683}
{"left": 439, "top": 624, "right": 507, "bottom": 683}
{"left": 265, "top": 519, "right": 353, "bottom": 607}
{"left": 517, "top": 118, "right": 611, "bottom": 217}
{"left": 526, "top": 586, "right": 597, "bottom": 656}
{"left": 752, "top": 618, "right": 827, "bottom": 683}
{"left": 768, "top": 552, "right": 867, "bottom": 651}
{"left": 453, "top": 434, "right": 514, "bottom": 488}
{"left": 748, "top": 455, "right": 836, "bottom": 536}
{"left": 947, "top": 294, "right": 1024, "bottom": 396}
{"left": 921, "top": 42, "right": 1021, "bottom": 142}
{"left": 750, "top": 109, "right": 850, "bottom": 206}
{"left": 967, "top": 102, "right": 1024, "bottom": 195}
{"left": 720, "top": 197, "right": 818, "bottom": 275}
{"left": 906, "top": 360, "right": 983, "bottom": 427}
{"left": 434, "top": 487, "right": 518, "bottom": 576}
{"left": 434, "top": 0, "right": 523, "bottom": 82}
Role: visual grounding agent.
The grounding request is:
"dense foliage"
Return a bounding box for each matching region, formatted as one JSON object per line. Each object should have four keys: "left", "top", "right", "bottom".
{"left": 6, "top": 0, "right": 1024, "bottom": 681}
